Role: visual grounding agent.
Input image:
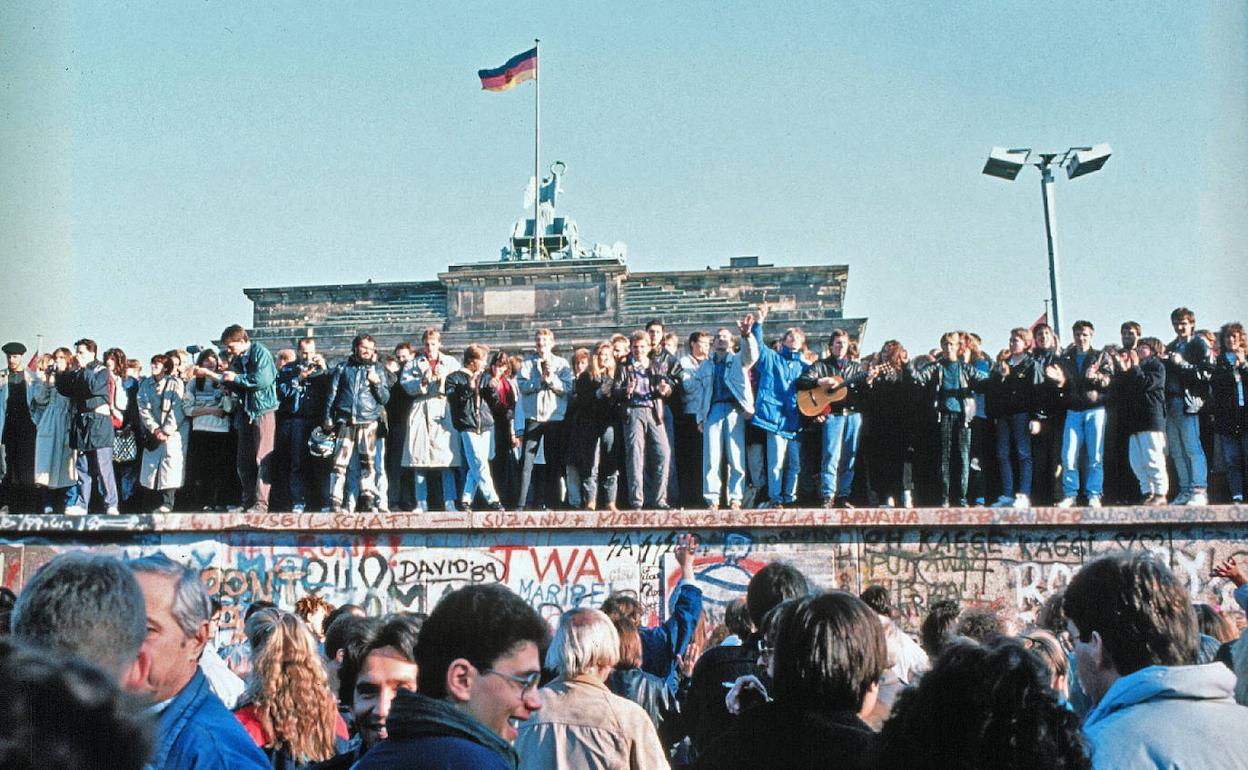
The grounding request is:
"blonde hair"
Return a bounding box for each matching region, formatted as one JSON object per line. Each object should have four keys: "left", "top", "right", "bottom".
{"left": 589, "top": 342, "right": 615, "bottom": 379}
{"left": 545, "top": 608, "right": 620, "bottom": 677}
{"left": 242, "top": 609, "right": 340, "bottom": 763}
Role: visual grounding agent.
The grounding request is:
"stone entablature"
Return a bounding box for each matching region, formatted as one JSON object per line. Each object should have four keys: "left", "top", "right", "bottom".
{"left": 244, "top": 257, "right": 867, "bottom": 360}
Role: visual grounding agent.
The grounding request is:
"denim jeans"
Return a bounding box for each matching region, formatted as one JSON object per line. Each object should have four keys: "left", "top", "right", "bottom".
{"left": 623, "top": 407, "right": 670, "bottom": 509}
{"left": 76, "top": 446, "right": 118, "bottom": 510}
{"left": 939, "top": 412, "right": 970, "bottom": 505}
{"left": 460, "top": 430, "right": 499, "bottom": 505}
{"left": 820, "top": 411, "right": 862, "bottom": 499}
{"left": 414, "top": 468, "right": 458, "bottom": 509}
{"left": 1166, "top": 407, "right": 1208, "bottom": 493}
{"left": 1061, "top": 407, "right": 1106, "bottom": 498}
{"left": 1220, "top": 433, "right": 1248, "bottom": 499}
{"left": 279, "top": 417, "right": 316, "bottom": 507}
{"left": 765, "top": 431, "right": 801, "bottom": 504}
{"left": 703, "top": 401, "right": 745, "bottom": 505}
{"left": 996, "top": 413, "right": 1033, "bottom": 497}
{"left": 581, "top": 422, "right": 618, "bottom": 507}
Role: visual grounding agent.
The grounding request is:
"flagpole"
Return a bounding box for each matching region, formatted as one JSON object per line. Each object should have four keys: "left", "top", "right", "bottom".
{"left": 533, "top": 38, "right": 541, "bottom": 259}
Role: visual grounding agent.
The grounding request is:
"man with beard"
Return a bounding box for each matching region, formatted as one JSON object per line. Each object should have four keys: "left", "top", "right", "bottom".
{"left": 324, "top": 334, "right": 390, "bottom": 513}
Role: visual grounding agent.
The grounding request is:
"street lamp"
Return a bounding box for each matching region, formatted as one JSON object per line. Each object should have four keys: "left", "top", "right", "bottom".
{"left": 982, "top": 144, "right": 1112, "bottom": 335}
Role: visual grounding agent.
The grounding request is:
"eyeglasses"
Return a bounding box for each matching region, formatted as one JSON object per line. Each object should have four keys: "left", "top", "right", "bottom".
{"left": 483, "top": 668, "right": 542, "bottom": 693}
{"left": 757, "top": 643, "right": 775, "bottom": 660}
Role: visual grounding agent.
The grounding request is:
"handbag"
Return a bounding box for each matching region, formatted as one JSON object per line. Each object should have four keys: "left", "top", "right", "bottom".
{"left": 114, "top": 427, "right": 138, "bottom": 463}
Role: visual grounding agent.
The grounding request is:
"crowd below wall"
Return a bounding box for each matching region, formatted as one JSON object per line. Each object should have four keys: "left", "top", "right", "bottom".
{"left": 6, "top": 534, "right": 1248, "bottom": 768}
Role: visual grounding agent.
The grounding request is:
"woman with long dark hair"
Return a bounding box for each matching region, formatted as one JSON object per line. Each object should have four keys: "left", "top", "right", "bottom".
{"left": 486, "top": 349, "right": 520, "bottom": 508}
{"left": 572, "top": 342, "right": 619, "bottom": 510}
{"left": 864, "top": 340, "right": 915, "bottom": 508}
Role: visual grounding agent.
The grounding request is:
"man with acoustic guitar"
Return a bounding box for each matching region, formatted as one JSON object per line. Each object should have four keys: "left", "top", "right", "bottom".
{"left": 795, "top": 329, "right": 881, "bottom": 508}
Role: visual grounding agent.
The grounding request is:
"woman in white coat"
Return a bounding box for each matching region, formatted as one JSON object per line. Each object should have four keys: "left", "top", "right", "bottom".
{"left": 400, "top": 329, "right": 461, "bottom": 511}
{"left": 138, "top": 353, "right": 187, "bottom": 512}
{"left": 29, "top": 349, "right": 77, "bottom": 513}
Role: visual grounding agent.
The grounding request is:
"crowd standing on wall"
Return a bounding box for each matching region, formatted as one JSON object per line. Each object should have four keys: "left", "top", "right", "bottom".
{"left": 1, "top": 306, "right": 1245, "bottom": 515}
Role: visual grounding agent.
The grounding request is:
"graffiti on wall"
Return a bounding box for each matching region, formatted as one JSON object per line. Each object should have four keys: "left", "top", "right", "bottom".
{"left": 2, "top": 521, "right": 1247, "bottom": 649}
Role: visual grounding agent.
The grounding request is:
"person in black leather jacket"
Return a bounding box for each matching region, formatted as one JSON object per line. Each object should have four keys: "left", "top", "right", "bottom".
{"left": 444, "top": 344, "right": 503, "bottom": 511}
{"left": 323, "top": 335, "right": 390, "bottom": 512}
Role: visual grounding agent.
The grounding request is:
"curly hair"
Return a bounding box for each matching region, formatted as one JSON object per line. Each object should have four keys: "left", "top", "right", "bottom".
{"left": 294, "top": 595, "right": 335, "bottom": 635}
{"left": 242, "top": 608, "right": 339, "bottom": 763}
{"left": 957, "top": 608, "right": 1006, "bottom": 645}
{"left": 878, "top": 638, "right": 1090, "bottom": 770}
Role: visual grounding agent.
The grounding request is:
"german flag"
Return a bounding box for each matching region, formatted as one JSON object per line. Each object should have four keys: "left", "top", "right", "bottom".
{"left": 478, "top": 47, "right": 538, "bottom": 92}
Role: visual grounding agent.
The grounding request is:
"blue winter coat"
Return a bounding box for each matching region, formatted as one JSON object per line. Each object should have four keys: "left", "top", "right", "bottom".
{"left": 1083, "top": 663, "right": 1248, "bottom": 770}
{"left": 149, "top": 668, "right": 271, "bottom": 770}
{"left": 639, "top": 582, "right": 703, "bottom": 693}
{"left": 749, "top": 321, "right": 808, "bottom": 439}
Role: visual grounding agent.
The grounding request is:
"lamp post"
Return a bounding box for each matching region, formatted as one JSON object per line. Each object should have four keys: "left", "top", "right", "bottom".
{"left": 983, "top": 144, "right": 1112, "bottom": 336}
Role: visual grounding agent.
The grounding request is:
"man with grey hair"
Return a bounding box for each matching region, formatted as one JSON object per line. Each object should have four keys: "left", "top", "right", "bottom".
{"left": 10, "top": 550, "right": 150, "bottom": 690}
{"left": 515, "top": 607, "right": 667, "bottom": 770}
{"left": 128, "top": 553, "right": 268, "bottom": 769}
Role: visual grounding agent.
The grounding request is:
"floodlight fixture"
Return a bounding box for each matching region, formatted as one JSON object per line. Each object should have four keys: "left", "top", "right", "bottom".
{"left": 982, "top": 142, "right": 1112, "bottom": 334}
{"left": 1066, "top": 143, "right": 1113, "bottom": 179}
{"left": 982, "top": 147, "right": 1032, "bottom": 181}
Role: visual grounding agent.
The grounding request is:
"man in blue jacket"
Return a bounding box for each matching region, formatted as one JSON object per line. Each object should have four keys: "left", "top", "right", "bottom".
{"left": 601, "top": 534, "right": 703, "bottom": 693}
{"left": 749, "top": 306, "right": 810, "bottom": 508}
{"left": 129, "top": 553, "right": 269, "bottom": 770}
{"left": 1065, "top": 552, "right": 1248, "bottom": 769}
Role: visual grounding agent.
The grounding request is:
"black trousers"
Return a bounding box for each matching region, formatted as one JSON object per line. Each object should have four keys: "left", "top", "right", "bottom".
{"left": 518, "top": 419, "right": 566, "bottom": 509}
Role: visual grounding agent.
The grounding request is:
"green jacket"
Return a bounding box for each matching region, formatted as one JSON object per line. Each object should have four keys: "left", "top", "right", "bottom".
{"left": 230, "top": 342, "right": 278, "bottom": 421}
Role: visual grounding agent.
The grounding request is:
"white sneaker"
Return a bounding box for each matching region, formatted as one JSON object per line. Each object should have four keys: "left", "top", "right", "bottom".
{"left": 1088, "top": 496, "right": 1102, "bottom": 508}
{"left": 157, "top": 505, "right": 172, "bottom": 513}
{"left": 65, "top": 505, "right": 87, "bottom": 516}
{"left": 1055, "top": 497, "right": 1076, "bottom": 508}
{"left": 42, "top": 506, "right": 53, "bottom": 514}
{"left": 991, "top": 496, "right": 1014, "bottom": 508}
{"left": 1233, "top": 495, "right": 1244, "bottom": 503}
{"left": 1011, "top": 494, "right": 1030, "bottom": 509}
{"left": 1172, "top": 492, "right": 1191, "bottom": 506}
{"left": 1187, "top": 492, "right": 1208, "bottom": 506}
{"left": 106, "top": 506, "right": 120, "bottom": 515}
{"left": 902, "top": 491, "right": 915, "bottom": 509}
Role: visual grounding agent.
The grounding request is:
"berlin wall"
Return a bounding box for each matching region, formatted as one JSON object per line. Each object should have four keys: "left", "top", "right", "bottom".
{"left": 3, "top": 506, "right": 1247, "bottom": 655}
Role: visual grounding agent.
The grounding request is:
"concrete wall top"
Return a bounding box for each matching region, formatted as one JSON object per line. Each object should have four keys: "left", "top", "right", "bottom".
{"left": 3, "top": 505, "right": 1244, "bottom": 536}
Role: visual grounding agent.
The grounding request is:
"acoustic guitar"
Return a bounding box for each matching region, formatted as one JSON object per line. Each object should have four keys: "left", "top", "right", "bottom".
{"left": 797, "top": 364, "right": 895, "bottom": 417}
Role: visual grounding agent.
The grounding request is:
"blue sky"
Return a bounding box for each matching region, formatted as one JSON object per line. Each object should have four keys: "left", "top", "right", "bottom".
{"left": 2, "top": 1, "right": 1243, "bottom": 358}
